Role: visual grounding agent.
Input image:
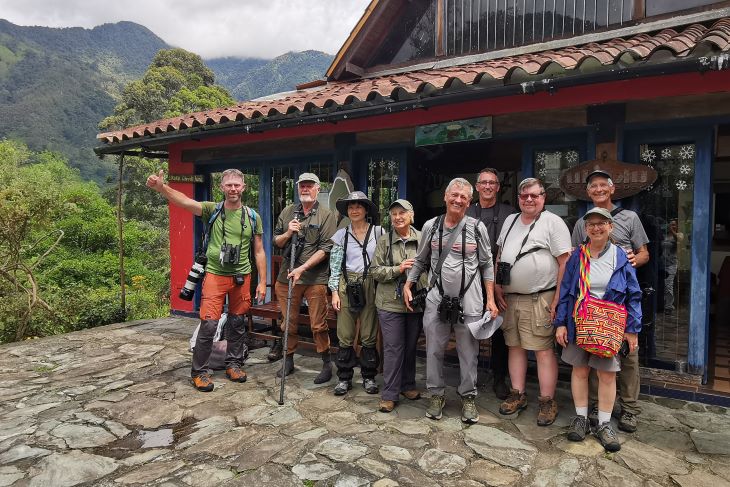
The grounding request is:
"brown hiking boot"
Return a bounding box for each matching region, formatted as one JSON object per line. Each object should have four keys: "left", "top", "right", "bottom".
{"left": 379, "top": 400, "right": 396, "bottom": 413}
{"left": 499, "top": 389, "right": 527, "bottom": 415}
{"left": 401, "top": 390, "right": 421, "bottom": 400}
{"left": 536, "top": 396, "right": 558, "bottom": 426}
{"left": 192, "top": 373, "right": 214, "bottom": 392}
{"left": 225, "top": 367, "right": 247, "bottom": 383}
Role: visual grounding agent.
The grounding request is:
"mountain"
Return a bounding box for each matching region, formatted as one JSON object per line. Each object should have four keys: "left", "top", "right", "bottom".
{"left": 0, "top": 20, "right": 169, "bottom": 181}
{"left": 208, "top": 50, "right": 334, "bottom": 101}
{"left": 0, "top": 19, "right": 334, "bottom": 183}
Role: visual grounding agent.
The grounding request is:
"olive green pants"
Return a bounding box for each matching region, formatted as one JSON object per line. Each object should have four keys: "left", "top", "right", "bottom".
{"left": 336, "top": 272, "right": 378, "bottom": 348}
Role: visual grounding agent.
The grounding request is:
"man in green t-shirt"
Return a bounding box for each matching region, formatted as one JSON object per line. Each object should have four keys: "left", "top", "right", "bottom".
{"left": 147, "top": 168, "right": 266, "bottom": 392}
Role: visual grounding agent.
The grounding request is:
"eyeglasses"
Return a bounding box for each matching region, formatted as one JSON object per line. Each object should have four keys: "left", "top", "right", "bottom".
{"left": 477, "top": 180, "right": 499, "bottom": 187}
{"left": 586, "top": 221, "right": 610, "bottom": 229}
{"left": 518, "top": 192, "right": 545, "bottom": 201}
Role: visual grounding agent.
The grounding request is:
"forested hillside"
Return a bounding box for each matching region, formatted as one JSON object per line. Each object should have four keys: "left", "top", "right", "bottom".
{"left": 0, "top": 20, "right": 169, "bottom": 182}
{"left": 0, "top": 20, "right": 333, "bottom": 184}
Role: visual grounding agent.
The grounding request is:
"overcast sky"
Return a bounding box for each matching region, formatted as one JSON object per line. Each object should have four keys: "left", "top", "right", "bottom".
{"left": 0, "top": 0, "right": 371, "bottom": 59}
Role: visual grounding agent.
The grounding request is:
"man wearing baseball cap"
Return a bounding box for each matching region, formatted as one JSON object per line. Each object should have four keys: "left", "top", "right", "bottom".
{"left": 572, "top": 169, "right": 649, "bottom": 434}
{"left": 272, "top": 172, "right": 338, "bottom": 384}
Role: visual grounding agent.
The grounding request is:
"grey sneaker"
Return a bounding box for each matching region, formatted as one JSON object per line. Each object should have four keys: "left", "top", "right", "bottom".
{"left": 333, "top": 380, "right": 352, "bottom": 396}
{"left": 595, "top": 423, "right": 621, "bottom": 452}
{"left": 426, "top": 394, "right": 446, "bottom": 420}
{"left": 567, "top": 416, "right": 590, "bottom": 441}
{"left": 363, "top": 378, "right": 379, "bottom": 394}
{"left": 618, "top": 411, "right": 637, "bottom": 433}
{"left": 461, "top": 395, "right": 479, "bottom": 424}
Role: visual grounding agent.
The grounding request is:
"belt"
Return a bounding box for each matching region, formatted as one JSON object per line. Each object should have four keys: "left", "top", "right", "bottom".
{"left": 508, "top": 286, "right": 556, "bottom": 297}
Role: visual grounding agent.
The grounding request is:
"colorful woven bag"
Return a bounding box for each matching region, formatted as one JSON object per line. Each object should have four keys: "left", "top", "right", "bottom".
{"left": 573, "top": 244, "right": 627, "bottom": 358}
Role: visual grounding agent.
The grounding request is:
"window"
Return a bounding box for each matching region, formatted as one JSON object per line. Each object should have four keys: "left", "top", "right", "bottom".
{"left": 533, "top": 147, "right": 582, "bottom": 232}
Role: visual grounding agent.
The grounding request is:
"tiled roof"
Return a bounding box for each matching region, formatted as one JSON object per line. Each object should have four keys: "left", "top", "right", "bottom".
{"left": 98, "top": 18, "right": 730, "bottom": 145}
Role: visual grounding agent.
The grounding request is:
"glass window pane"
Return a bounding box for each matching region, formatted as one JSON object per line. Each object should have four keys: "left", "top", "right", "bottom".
{"left": 636, "top": 142, "right": 695, "bottom": 366}
{"left": 367, "top": 158, "right": 401, "bottom": 229}
{"left": 534, "top": 148, "right": 581, "bottom": 232}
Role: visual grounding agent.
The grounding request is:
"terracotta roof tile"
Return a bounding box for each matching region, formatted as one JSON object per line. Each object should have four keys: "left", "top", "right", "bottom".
{"left": 99, "top": 18, "right": 730, "bottom": 145}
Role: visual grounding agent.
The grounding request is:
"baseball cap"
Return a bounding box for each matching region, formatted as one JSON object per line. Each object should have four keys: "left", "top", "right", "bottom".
{"left": 585, "top": 169, "right": 612, "bottom": 183}
{"left": 388, "top": 199, "right": 414, "bottom": 212}
{"left": 296, "top": 173, "right": 320, "bottom": 185}
{"left": 584, "top": 207, "right": 613, "bottom": 222}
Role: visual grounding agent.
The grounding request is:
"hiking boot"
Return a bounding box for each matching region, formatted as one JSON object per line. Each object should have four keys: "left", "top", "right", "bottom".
{"left": 225, "top": 367, "right": 247, "bottom": 383}
{"left": 499, "top": 389, "right": 527, "bottom": 415}
{"left": 267, "top": 339, "right": 283, "bottom": 362}
{"left": 334, "top": 380, "right": 352, "bottom": 396}
{"left": 618, "top": 411, "right": 638, "bottom": 433}
{"left": 567, "top": 416, "right": 590, "bottom": 441}
{"left": 595, "top": 423, "right": 621, "bottom": 452}
{"left": 379, "top": 399, "right": 396, "bottom": 413}
{"left": 426, "top": 394, "right": 446, "bottom": 420}
{"left": 363, "top": 378, "right": 379, "bottom": 394}
{"left": 192, "top": 373, "right": 214, "bottom": 392}
{"left": 401, "top": 390, "right": 421, "bottom": 400}
{"left": 276, "top": 355, "right": 294, "bottom": 378}
{"left": 461, "top": 395, "right": 479, "bottom": 424}
{"left": 588, "top": 406, "right": 599, "bottom": 429}
{"left": 537, "top": 396, "right": 558, "bottom": 426}
{"left": 493, "top": 376, "right": 510, "bottom": 401}
{"left": 313, "top": 352, "right": 333, "bottom": 384}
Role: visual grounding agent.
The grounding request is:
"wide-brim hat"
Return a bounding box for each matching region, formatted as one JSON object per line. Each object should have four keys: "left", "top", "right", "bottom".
{"left": 335, "top": 191, "right": 377, "bottom": 218}
{"left": 467, "top": 311, "right": 504, "bottom": 340}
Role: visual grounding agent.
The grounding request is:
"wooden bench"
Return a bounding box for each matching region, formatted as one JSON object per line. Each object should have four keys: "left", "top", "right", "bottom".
{"left": 247, "top": 255, "right": 338, "bottom": 350}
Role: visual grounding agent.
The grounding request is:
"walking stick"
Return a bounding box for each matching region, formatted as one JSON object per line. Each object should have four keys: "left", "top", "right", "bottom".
{"left": 278, "top": 226, "right": 299, "bottom": 405}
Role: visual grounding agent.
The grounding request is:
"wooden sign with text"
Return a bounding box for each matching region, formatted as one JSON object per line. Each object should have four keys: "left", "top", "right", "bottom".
{"left": 560, "top": 159, "right": 658, "bottom": 201}
{"left": 168, "top": 174, "right": 204, "bottom": 184}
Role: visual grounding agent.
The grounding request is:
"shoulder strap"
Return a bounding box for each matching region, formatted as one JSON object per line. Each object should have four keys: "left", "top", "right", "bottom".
{"left": 611, "top": 207, "right": 624, "bottom": 217}
{"left": 201, "top": 201, "right": 225, "bottom": 252}
{"left": 428, "top": 216, "right": 466, "bottom": 290}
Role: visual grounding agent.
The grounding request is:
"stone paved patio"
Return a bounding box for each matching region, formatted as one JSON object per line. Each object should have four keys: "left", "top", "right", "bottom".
{"left": 1, "top": 317, "right": 729, "bottom": 486}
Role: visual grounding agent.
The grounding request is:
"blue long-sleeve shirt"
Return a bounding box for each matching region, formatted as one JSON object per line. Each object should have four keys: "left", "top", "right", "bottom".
{"left": 554, "top": 244, "right": 643, "bottom": 343}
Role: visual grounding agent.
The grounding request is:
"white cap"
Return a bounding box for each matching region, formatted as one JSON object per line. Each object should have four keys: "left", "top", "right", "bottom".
{"left": 467, "top": 311, "right": 504, "bottom": 340}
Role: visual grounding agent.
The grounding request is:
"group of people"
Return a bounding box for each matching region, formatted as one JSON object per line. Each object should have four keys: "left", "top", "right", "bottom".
{"left": 146, "top": 165, "right": 646, "bottom": 453}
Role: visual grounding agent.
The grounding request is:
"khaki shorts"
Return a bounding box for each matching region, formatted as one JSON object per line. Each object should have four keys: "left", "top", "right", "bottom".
{"left": 502, "top": 290, "right": 556, "bottom": 351}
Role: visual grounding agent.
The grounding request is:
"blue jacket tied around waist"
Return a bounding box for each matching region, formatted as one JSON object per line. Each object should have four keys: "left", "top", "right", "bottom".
{"left": 553, "top": 244, "right": 643, "bottom": 344}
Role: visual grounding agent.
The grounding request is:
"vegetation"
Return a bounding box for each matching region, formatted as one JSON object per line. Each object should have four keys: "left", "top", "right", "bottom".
{"left": 0, "top": 140, "right": 169, "bottom": 343}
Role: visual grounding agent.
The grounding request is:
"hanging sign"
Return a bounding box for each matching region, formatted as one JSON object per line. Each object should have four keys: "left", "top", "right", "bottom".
{"left": 168, "top": 174, "right": 205, "bottom": 183}
{"left": 415, "top": 117, "right": 492, "bottom": 146}
{"left": 560, "top": 157, "right": 658, "bottom": 201}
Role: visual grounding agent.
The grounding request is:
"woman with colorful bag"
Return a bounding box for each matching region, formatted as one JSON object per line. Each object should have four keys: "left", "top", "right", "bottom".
{"left": 554, "top": 207, "right": 642, "bottom": 452}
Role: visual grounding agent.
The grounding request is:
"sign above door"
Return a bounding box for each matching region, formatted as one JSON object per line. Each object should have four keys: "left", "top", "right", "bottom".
{"left": 560, "top": 154, "right": 658, "bottom": 201}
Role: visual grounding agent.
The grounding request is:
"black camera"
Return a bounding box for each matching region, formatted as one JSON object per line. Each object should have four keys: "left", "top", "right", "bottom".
{"left": 495, "top": 262, "right": 512, "bottom": 286}
{"left": 234, "top": 273, "right": 245, "bottom": 286}
{"left": 346, "top": 282, "right": 366, "bottom": 311}
{"left": 180, "top": 253, "right": 207, "bottom": 301}
{"left": 438, "top": 295, "right": 462, "bottom": 325}
{"left": 410, "top": 288, "right": 428, "bottom": 310}
{"left": 219, "top": 242, "right": 241, "bottom": 265}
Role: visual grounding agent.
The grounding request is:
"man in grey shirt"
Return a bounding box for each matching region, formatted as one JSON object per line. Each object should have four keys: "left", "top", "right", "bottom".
{"left": 571, "top": 169, "right": 649, "bottom": 434}
{"left": 404, "top": 178, "right": 498, "bottom": 424}
{"left": 466, "top": 167, "right": 518, "bottom": 400}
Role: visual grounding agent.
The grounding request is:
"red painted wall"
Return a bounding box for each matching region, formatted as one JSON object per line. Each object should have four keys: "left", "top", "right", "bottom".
{"left": 166, "top": 70, "right": 730, "bottom": 314}
{"left": 167, "top": 146, "right": 196, "bottom": 314}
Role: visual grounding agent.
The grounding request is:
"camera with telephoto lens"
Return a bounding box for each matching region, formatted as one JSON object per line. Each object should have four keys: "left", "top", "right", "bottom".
{"left": 219, "top": 242, "right": 241, "bottom": 265}
{"left": 410, "top": 288, "right": 428, "bottom": 309}
{"left": 495, "top": 262, "right": 512, "bottom": 286}
{"left": 180, "top": 253, "right": 207, "bottom": 301}
{"left": 438, "top": 295, "right": 463, "bottom": 325}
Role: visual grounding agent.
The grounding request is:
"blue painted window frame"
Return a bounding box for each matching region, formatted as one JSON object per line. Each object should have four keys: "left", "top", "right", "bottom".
{"left": 622, "top": 126, "right": 714, "bottom": 379}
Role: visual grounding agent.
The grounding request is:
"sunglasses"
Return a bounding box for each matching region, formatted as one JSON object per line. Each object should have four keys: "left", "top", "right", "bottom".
{"left": 518, "top": 192, "right": 545, "bottom": 201}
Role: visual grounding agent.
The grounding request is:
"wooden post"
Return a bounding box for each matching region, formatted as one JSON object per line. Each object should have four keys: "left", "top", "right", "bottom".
{"left": 117, "top": 154, "right": 127, "bottom": 320}
{"left": 436, "top": 0, "right": 445, "bottom": 56}
{"left": 633, "top": 0, "right": 645, "bottom": 20}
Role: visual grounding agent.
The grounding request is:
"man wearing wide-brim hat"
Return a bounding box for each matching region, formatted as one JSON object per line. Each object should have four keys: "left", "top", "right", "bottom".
{"left": 328, "top": 191, "right": 385, "bottom": 396}
{"left": 571, "top": 169, "right": 649, "bottom": 434}
{"left": 273, "top": 173, "right": 338, "bottom": 384}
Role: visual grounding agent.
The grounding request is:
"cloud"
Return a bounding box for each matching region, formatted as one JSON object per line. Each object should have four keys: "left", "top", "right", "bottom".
{"left": 0, "top": 0, "right": 370, "bottom": 59}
